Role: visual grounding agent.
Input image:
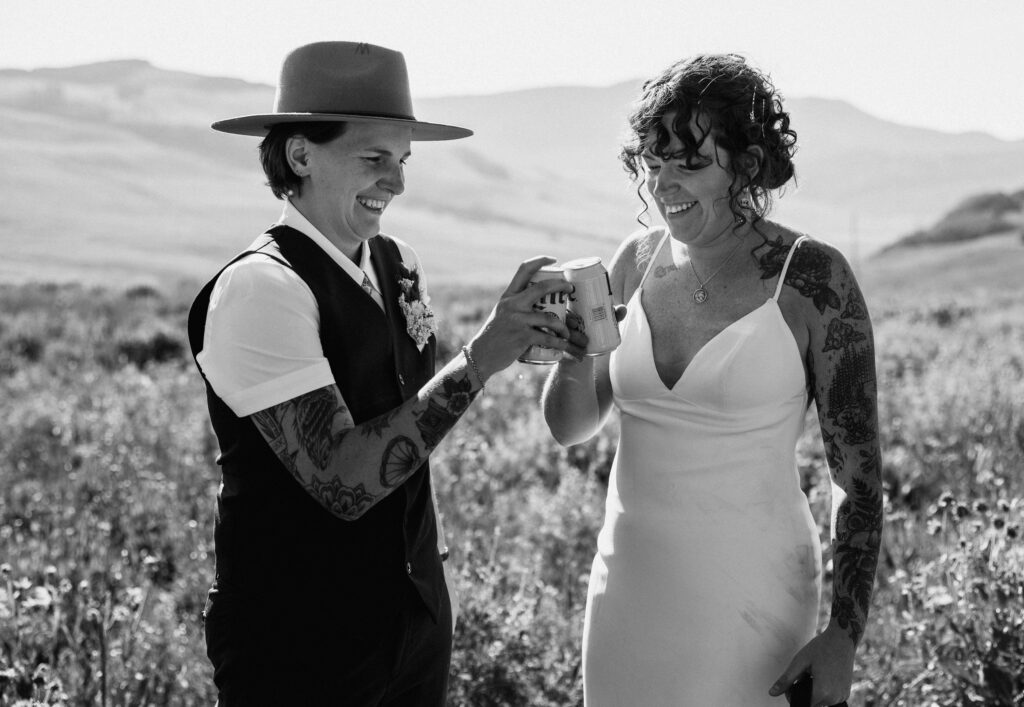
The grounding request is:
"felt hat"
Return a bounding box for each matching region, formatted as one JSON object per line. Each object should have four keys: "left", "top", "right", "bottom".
{"left": 211, "top": 41, "right": 472, "bottom": 140}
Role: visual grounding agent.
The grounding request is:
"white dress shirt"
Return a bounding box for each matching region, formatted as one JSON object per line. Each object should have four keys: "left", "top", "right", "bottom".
{"left": 197, "top": 201, "right": 427, "bottom": 417}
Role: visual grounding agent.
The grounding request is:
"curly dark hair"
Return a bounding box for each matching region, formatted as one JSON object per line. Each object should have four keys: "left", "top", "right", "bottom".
{"left": 258, "top": 122, "right": 348, "bottom": 199}
{"left": 620, "top": 54, "right": 797, "bottom": 228}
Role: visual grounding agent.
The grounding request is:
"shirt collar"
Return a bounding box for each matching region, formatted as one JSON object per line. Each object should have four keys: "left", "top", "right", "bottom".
{"left": 277, "top": 200, "right": 377, "bottom": 287}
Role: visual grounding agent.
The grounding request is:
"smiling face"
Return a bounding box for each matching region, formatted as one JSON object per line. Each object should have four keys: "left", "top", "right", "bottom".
{"left": 642, "top": 111, "right": 740, "bottom": 247}
{"left": 288, "top": 121, "right": 413, "bottom": 258}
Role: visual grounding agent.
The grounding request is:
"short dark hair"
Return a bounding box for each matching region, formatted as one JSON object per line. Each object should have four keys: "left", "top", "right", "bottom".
{"left": 258, "top": 122, "right": 348, "bottom": 199}
{"left": 621, "top": 54, "right": 797, "bottom": 227}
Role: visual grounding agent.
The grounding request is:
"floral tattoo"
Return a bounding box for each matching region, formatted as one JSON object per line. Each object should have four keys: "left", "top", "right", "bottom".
{"left": 768, "top": 238, "right": 883, "bottom": 645}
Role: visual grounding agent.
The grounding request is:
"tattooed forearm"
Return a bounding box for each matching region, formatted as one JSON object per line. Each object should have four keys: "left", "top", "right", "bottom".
{"left": 823, "top": 339, "right": 882, "bottom": 643}
{"left": 248, "top": 362, "right": 481, "bottom": 521}
{"left": 822, "top": 429, "right": 843, "bottom": 476}
{"left": 415, "top": 375, "right": 476, "bottom": 448}
{"left": 306, "top": 474, "right": 376, "bottom": 519}
{"left": 830, "top": 477, "right": 883, "bottom": 644}
{"left": 380, "top": 436, "right": 421, "bottom": 488}
{"left": 787, "top": 239, "right": 883, "bottom": 646}
{"left": 361, "top": 408, "right": 398, "bottom": 438}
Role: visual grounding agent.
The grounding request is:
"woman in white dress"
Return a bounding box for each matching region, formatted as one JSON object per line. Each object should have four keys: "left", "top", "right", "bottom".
{"left": 543, "top": 54, "right": 882, "bottom": 706}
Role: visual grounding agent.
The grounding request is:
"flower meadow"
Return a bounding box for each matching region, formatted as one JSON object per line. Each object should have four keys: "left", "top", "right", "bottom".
{"left": 0, "top": 279, "right": 1021, "bottom": 706}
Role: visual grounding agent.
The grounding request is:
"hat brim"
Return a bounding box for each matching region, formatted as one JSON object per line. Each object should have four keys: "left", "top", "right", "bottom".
{"left": 210, "top": 112, "right": 472, "bottom": 140}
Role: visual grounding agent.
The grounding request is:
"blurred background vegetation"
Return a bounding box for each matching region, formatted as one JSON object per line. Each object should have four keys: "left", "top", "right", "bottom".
{"left": 1, "top": 208, "right": 1023, "bottom": 705}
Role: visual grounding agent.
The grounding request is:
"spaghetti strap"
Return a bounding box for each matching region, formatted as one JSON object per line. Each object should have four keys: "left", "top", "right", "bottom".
{"left": 638, "top": 230, "right": 671, "bottom": 291}
{"left": 773, "top": 235, "right": 809, "bottom": 301}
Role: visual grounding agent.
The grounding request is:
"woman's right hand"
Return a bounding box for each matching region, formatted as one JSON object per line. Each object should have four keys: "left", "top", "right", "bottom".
{"left": 467, "top": 256, "right": 580, "bottom": 381}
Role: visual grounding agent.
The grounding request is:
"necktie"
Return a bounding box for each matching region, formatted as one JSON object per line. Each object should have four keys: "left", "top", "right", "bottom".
{"left": 361, "top": 272, "right": 385, "bottom": 310}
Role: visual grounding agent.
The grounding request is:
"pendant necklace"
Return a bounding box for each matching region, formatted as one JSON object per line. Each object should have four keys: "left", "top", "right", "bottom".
{"left": 687, "top": 239, "right": 745, "bottom": 304}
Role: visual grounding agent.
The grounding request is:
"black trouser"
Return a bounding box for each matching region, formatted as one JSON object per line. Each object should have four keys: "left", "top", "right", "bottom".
{"left": 205, "top": 582, "right": 452, "bottom": 706}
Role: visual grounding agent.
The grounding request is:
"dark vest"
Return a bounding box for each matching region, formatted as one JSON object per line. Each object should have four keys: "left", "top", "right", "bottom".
{"left": 188, "top": 226, "right": 443, "bottom": 630}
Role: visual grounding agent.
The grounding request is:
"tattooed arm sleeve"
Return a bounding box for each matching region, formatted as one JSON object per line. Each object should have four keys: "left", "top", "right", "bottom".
{"left": 249, "top": 353, "right": 482, "bottom": 521}
{"left": 794, "top": 241, "right": 884, "bottom": 646}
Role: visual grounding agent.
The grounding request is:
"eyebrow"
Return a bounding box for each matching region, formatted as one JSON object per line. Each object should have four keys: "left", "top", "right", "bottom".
{"left": 364, "top": 146, "right": 413, "bottom": 159}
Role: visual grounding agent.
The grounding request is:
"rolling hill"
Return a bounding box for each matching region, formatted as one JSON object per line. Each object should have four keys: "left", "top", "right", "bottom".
{"left": 3, "top": 59, "right": 1024, "bottom": 287}
{"left": 882, "top": 189, "right": 1024, "bottom": 250}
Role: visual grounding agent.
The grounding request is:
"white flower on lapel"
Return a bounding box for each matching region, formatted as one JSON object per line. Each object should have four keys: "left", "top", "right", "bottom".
{"left": 397, "top": 264, "right": 437, "bottom": 351}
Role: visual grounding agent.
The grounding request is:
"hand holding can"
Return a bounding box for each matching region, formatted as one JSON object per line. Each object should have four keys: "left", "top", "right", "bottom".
{"left": 563, "top": 257, "right": 621, "bottom": 356}
{"left": 518, "top": 265, "right": 568, "bottom": 364}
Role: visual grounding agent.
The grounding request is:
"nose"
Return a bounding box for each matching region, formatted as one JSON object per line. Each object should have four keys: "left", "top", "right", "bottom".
{"left": 379, "top": 162, "right": 405, "bottom": 196}
{"left": 649, "top": 169, "right": 678, "bottom": 200}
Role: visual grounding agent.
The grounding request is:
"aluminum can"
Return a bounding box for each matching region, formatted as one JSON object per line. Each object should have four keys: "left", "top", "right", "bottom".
{"left": 563, "top": 257, "right": 621, "bottom": 356}
{"left": 518, "top": 265, "right": 567, "bottom": 364}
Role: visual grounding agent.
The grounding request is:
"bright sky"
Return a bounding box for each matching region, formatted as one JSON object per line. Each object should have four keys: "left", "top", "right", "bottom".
{"left": 4, "top": 0, "right": 1023, "bottom": 140}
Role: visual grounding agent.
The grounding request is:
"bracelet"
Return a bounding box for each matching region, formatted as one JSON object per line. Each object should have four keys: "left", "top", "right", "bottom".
{"left": 440, "top": 546, "right": 450, "bottom": 562}
{"left": 461, "top": 344, "right": 485, "bottom": 390}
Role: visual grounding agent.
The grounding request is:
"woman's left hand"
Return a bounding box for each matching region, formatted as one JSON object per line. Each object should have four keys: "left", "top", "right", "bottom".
{"left": 769, "top": 624, "right": 854, "bottom": 706}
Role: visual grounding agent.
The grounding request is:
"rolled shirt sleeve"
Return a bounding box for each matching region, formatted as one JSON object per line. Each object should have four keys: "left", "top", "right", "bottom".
{"left": 196, "top": 252, "right": 336, "bottom": 417}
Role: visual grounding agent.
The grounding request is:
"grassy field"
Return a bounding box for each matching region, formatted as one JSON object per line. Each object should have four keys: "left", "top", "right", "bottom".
{"left": 0, "top": 235, "right": 1022, "bottom": 705}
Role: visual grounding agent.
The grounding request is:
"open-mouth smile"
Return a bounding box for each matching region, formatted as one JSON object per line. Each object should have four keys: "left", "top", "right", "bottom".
{"left": 357, "top": 196, "right": 388, "bottom": 213}
{"left": 664, "top": 202, "right": 696, "bottom": 215}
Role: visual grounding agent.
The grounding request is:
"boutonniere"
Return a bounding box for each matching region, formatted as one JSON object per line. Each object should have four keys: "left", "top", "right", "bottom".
{"left": 397, "top": 263, "right": 437, "bottom": 352}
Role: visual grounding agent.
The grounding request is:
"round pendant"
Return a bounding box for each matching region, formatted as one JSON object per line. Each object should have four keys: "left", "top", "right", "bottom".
{"left": 693, "top": 287, "right": 709, "bottom": 304}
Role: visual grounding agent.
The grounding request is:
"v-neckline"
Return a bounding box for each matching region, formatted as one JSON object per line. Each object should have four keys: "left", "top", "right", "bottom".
{"left": 638, "top": 291, "right": 774, "bottom": 392}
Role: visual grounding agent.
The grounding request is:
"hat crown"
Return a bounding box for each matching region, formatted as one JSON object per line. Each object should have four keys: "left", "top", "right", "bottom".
{"left": 210, "top": 40, "right": 471, "bottom": 140}
{"left": 273, "top": 42, "right": 415, "bottom": 119}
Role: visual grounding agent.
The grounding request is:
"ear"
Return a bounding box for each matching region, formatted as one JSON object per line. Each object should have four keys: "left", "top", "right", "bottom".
{"left": 285, "top": 135, "right": 311, "bottom": 178}
{"left": 741, "top": 145, "right": 764, "bottom": 181}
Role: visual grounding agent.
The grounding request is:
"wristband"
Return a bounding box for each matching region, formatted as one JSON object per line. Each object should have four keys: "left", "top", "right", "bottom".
{"left": 462, "top": 344, "right": 485, "bottom": 389}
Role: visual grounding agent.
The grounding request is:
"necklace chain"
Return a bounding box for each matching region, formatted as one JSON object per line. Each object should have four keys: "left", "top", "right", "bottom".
{"left": 687, "top": 239, "right": 745, "bottom": 304}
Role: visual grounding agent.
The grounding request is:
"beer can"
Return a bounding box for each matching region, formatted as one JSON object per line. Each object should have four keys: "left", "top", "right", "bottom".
{"left": 563, "top": 257, "right": 621, "bottom": 356}
{"left": 518, "top": 265, "right": 567, "bottom": 365}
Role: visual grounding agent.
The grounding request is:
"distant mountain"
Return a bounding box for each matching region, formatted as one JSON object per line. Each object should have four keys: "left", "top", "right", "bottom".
{"left": 3, "top": 59, "right": 1024, "bottom": 287}
{"left": 881, "top": 189, "right": 1024, "bottom": 250}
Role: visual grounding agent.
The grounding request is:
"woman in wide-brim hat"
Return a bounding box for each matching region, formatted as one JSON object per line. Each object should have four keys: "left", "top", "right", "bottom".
{"left": 188, "top": 41, "right": 584, "bottom": 706}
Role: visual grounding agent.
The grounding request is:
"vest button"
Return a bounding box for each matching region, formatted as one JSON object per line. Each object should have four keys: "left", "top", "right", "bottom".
{"left": 405, "top": 561, "right": 413, "bottom": 575}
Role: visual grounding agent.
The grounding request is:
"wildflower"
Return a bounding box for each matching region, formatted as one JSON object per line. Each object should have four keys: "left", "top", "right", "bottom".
{"left": 937, "top": 490, "right": 955, "bottom": 509}
{"left": 972, "top": 500, "right": 989, "bottom": 514}
{"left": 21, "top": 586, "right": 53, "bottom": 610}
{"left": 954, "top": 504, "right": 971, "bottom": 519}
{"left": 994, "top": 517, "right": 1005, "bottom": 530}
{"left": 0, "top": 563, "right": 10, "bottom": 577}
{"left": 1008, "top": 525, "right": 1019, "bottom": 540}
{"left": 926, "top": 519, "right": 943, "bottom": 536}
{"left": 126, "top": 586, "right": 145, "bottom": 609}
{"left": 32, "top": 664, "right": 50, "bottom": 685}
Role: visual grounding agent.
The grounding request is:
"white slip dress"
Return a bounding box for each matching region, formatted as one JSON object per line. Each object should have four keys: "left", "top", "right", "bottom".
{"left": 583, "top": 233, "right": 821, "bottom": 706}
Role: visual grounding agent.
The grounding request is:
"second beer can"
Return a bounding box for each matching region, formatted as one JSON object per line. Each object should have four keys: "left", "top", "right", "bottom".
{"left": 564, "top": 257, "right": 621, "bottom": 356}
{"left": 518, "top": 265, "right": 568, "bottom": 365}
